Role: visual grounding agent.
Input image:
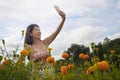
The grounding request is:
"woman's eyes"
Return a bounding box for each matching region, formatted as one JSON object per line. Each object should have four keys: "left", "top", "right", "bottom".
{"left": 34, "top": 29, "right": 40, "bottom": 32}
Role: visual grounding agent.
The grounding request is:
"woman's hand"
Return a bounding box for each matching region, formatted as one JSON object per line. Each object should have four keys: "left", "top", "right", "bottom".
{"left": 54, "top": 6, "right": 66, "bottom": 19}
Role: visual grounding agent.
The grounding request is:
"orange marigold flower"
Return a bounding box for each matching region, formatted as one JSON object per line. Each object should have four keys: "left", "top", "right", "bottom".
{"left": 61, "top": 52, "right": 69, "bottom": 58}
{"left": 46, "top": 56, "right": 55, "bottom": 63}
{"left": 84, "top": 54, "right": 89, "bottom": 59}
{"left": 94, "top": 61, "right": 109, "bottom": 71}
{"left": 79, "top": 53, "right": 84, "bottom": 59}
{"left": 61, "top": 66, "right": 68, "bottom": 75}
{"left": 20, "top": 49, "right": 29, "bottom": 56}
{"left": 3, "top": 59, "right": 11, "bottom": 65}
{"left": 79, "top": 53, "right": 89, "bottom": 59}
{"left": 53, "top": 61, "right": 56, "bottom": 65}
{"left": 68, "top": 64, "right": 75, "bottom": 69}
{"left": 86, "top": 66, "right": 94, "bottom": 74}
{"left": 111, "top": 50, "right": 116, "bottom": 54}
{"left": 98, "top": 61, "right": 109, "bottom": 71}
{"left": 17, "top": 61, "right": 22, "bottom": 65}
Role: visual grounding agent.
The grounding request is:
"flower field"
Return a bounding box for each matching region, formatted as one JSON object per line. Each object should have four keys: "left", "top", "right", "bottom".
{"left": 0, "top": 31, "right": 120, "bottom": 80}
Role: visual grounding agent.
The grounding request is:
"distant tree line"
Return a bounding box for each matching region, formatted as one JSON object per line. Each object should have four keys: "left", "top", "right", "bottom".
{"left": 56, "top": 37, "right": 120, "bottom": 68}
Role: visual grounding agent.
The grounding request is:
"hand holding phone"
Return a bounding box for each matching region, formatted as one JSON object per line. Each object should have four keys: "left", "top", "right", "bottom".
{"left": 54, "top": 6, "right": 65, "bottom": 19}
{"left": 54, "top": 6, "right": 61, "bottom": 13}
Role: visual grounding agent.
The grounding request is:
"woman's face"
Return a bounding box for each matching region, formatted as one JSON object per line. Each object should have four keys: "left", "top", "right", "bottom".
{"left": 31, "top": 26, "right": 41, "bottom": 39}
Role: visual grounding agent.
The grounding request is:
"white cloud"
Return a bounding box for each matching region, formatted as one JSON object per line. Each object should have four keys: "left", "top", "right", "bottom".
{"left": 0, "top": 0, "right": 55, "bottom": 21}
{"left": 51, "top": 26, "right": 120, "bottom": 60}
{"left": 116, "top": 0, "right": 120, "bottom": 9}
{"left": 0, "top": 25, "right": 25, "bottom": 54}
{"left": 50, "top": 26, "right": 106, "bottom": 60}
{"left": 108, "top": 32, "right": 120, "bottom": 40}
{"left": 0, "top": 0, "right": 109, "bottom": 22}
{"left": 118, "top": 20, "right": 120, "bottom": 24}
{"left": 0, "top": 33, "right": 24, "bottom": 54}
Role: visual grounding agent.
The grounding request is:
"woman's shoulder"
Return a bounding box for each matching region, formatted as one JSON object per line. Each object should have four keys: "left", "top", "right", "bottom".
{"left": 25, "top": 44, "right": 33, "bottom": 50}
{"left": 25, "top": 44, "right": 35, "bottom": 55}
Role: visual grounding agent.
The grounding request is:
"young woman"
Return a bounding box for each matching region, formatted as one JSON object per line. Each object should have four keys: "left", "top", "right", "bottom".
{"left": 24, "top": 7, "right": 66, "bottom": 78}
{"left": 24, "top": 8, "right": 65, "bottom": 63}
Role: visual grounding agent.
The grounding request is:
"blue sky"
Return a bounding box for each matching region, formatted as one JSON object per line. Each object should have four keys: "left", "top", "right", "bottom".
{"left": 0, "top": 0, "right": 120, "bottom": 60}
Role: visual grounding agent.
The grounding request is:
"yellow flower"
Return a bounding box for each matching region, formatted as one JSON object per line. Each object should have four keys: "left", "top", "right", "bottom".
{"left": 47, "top": 48, "right": 52, "bottom": 51}
{"left": 95, "top": 48, "right": 99, "bottom": 51}
{"left": 111, "top": 50, "right": 116, "bottom": 54}
{"left": 46, "top": 56, "right": 55, "bottom": 64}
{"left": 90, "top": 42, "right": 95, "bottom": 49}
{"left": 20, "top": 49, "right": 29, "bottom": 56}
{"left": 86, "top": 66, "right": 94, "bottom": 74}
{"left": 21, "top": 30, "right": 24, "bottom": 37}
{"left": 47, "top": 48, "right": 52, "bottom": 56}
{"left": 61, "top": 66, "right": 68, "bottom": 75}
{"left": 61, "top": 52, "right": 69, "bottom": 59}
{"left": 67, "top": 64, "right": 75, "bottom": 69}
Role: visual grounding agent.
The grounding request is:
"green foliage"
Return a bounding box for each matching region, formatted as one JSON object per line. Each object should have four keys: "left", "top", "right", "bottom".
{"left": 103, "top": 37, "right": 120, "bottom": 54}
{"left": 0, "top": 60, "right": 31, "bottom": 80}
{"left": 67, "top": 44, "right": 90, "bottom": 66}
{"left": 0, "top": 31, "right": 120, "bottom": 80}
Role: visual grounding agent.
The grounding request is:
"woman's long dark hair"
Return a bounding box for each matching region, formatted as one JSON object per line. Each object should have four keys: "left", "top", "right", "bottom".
{"left": 24, "top": 24, "right": 39, "bottom": 45}
{"left": 24, "top": 24, "right": 39, "bottom": 60}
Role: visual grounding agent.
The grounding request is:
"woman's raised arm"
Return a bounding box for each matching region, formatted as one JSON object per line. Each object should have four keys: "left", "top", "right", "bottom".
{"left": 43, "top": 7, "right": 66, "bottom": 46}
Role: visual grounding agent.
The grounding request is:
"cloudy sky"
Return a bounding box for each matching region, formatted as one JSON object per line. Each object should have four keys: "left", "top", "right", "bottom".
{"left": 0, "top": 0, "right": 120, "bottom": 60}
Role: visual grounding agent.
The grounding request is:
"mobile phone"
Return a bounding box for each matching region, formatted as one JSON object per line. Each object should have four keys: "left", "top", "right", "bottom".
{"left": 54, "top": 6, "right": 61, "bottom": 12}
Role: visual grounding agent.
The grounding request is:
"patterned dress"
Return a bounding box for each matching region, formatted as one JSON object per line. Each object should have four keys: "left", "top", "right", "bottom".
{"left": 33, "top": 50, "right": 48, "bottom": 63}
{"left": 31, "top": 50, "right": 49, "bottom": 80}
